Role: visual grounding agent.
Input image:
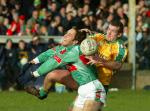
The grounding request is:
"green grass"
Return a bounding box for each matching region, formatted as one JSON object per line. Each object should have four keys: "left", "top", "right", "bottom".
{"left": 104, "top": 90, "right": 150, "bottom": 111}
{"left": 0, "top": 90, "right": 149, "bottom": 111}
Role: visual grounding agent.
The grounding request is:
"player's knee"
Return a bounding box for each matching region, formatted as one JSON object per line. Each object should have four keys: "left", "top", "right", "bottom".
{"left": 46, "top": 72, "right": 58, "bottom": 82}
{"left": 83, "top": 100, "right": 102, "bottom": 111}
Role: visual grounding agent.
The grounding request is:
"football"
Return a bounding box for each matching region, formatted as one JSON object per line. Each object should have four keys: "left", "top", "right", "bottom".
{"left": 80, "top": 38, "right": 97, "bottom": 56}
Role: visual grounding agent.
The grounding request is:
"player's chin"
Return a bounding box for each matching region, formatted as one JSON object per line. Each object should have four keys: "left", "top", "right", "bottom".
{"left": 61, "top": 41, "right": 65, "bottom": 45}
{"left": 61, "top": 42, "right": 68, "bottom": 46}
{"left": 106, "top": 37, "right": 113, "bottom": 42}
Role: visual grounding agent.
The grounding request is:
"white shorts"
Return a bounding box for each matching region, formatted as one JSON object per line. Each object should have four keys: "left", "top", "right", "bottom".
{"left": 74, "top": 79, "right": 106, "bottom": 108}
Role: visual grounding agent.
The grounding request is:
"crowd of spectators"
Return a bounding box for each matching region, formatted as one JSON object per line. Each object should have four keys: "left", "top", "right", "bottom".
{"left": 0, "top": 0, "right": 150, "bottom": 90}
{"left": 0, "top": 0, "right": 149, "bottom": 36}
{"left": 0, "top": 36, "right": 58, "bottom": 91}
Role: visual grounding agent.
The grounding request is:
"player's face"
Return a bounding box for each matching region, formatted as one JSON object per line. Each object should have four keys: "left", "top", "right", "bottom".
{"left": 106, "top": 24, "right": 120, "bottom": 41}
{"left": 61, "top": 29, "right": 77, "bottom": 46}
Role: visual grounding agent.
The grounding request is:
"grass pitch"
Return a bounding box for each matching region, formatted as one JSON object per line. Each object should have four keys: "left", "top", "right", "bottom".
{"left": 0, "top": 90, "right": 149, "bottom": 111}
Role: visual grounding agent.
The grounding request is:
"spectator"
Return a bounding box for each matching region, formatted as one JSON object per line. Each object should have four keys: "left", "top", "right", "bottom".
{"left": 96, "top": 19, "right": 104, "bottom": 33}
{"left": 96, "top": 0, "right": 108, "bottom": 19}
{"left": 57, "top": 26, "right": 64, "bottom": 36}
{"left": 41, "top": 10, "right": 52, "bottom": 27}
{"left": 17, "top": 40, "right": 29, "bottom": 69}
{"left": 59, "top": 7, "right": 66, "bottom": 19}
{"left": 113, "top": 0, "right": 122, "bottom": 10}
{"left": 28, "top": 35, "right": 45, "bottom": 60}
{"left": 103, "top": 13, "right": 114, "bottom": 32}
{"left": 136, "top": 0, "right": 147, "bottom": 15}
{"left": 73, "top": 8, "right": 84, "bottom": 29}
{"left": 39, "top": 8, "right": 46, "bottom": 20}
{"left": 0, "top": 0, "right": 7, "bottom": 6}
{"left": 88, "top": 13, "right": 96, "bottom": 30}
{"left": 47, "top": 38, "right": 57, "bottom": 49}
{"left": 4, "top": 39, "right": 18, "bottom": 91}
{"left": 14, "top": 1, "right": 23, "bottom": 15}
{"left": 3, "top": 17, "right": 10, "bottom": 30}
{"left": 34, "top": 0, "right": 41, "bottom": 10}
{"left": 26, "top": 9, "right": 40, "bottom": 35}
{"left": 116, "top": 7, "right": 128, "bottom": 25}
{"left": 66, "top": 2, "right": 77, "bottom": 16}
{"left": 40, "top": 25, "right": 48, "bottom": 36}
{"left": 82, "top": 3, "right": 90, "bottom": 16}
{"left": 54, "top": 15, "right": 61, "bottom": 26}
{"left": 108, "top": 5, "right": 115, "bottom": 14}
{"left": 32, "top": 21, "right": 41, "bottom": 35}
{"left": 82, "top": 15, "right": 91, "bottom": 29}
{"left": 0, "top": 44, "right": 6, "bottom": 91}
{"left": 18, "top": 15, "right": 26, "bottom": 36}
{"left": 122, "top": 3, "right": 128, "bottom": 16}
{"left": 6, "top": 13, "right": 20, "bottom": 36}
{"left": 62, "top": 12, "right": 76, "bottom": 31}
{"left": 47, "top": 1, "right": 59, "bottom": 17}
{"left": 0, "top": 16, "right": 7, "bottom": 35}
{"left": 48, "top": 20, "right": 58, "bottom": 35}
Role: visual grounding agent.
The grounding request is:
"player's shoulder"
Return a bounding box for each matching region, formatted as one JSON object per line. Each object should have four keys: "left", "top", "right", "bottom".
{"left": 115, "top": 39, "right": 127, "bottom": 56}
{"left": 73, "top": 45, "right": 80, "bottom": 51}
{"left": 111, "top": 39, "right": 127, "bottom": 53}
{"left": 117, "top": 39, "right": 127, "bottom": 49}
{"left": 65, "top": 45, "right": 80, "bottom": 56}
{"left": 72, "top": 45, "right": 81, "bottom": 54}
{"left": 66, "top": 45, "right": 79, "bottom": 52}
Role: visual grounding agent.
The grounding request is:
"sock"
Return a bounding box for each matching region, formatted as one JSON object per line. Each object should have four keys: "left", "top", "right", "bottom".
{"left": 39, "top": 87, "right": 47, "bottom": 97}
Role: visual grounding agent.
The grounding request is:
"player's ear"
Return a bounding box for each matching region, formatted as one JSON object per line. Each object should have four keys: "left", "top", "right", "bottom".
{"left": 117, "top": 32, "right": 122, "bottom": 38}
{"left": 73, "top": 40, "right": 78, "bottom": 45}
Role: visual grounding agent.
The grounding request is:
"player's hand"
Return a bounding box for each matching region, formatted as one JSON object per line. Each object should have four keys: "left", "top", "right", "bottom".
{"left": 80, "top": 29, "right": 97, "bottom": 34}
{"left": 28, "top": 60, "right": 36, "bottom": 64}
{"left": 80, "top": 29, "right": 92, "bottom": 34}
{"left": 86, "top": 54, "right": 104, "bottom": 66}
{"left": 86, "top": 56, "right": 98, "bottom": 65}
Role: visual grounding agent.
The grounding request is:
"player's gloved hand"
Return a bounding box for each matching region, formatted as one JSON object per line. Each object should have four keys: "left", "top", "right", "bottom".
{"left": 29, "top": 60, "right": 36, "bottom": 64}
{"left": 86, "top": 54, "right": 104, "bottom": 66}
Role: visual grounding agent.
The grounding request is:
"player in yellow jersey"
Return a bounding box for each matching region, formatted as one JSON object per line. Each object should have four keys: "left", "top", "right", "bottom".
{"left": 83, "top": 20, "right": 127, "bottom": 93}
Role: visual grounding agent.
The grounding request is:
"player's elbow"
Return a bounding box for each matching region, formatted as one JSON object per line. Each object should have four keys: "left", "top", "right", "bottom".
{"left": 113, "top": 62, "right": 122, "bottom": 70}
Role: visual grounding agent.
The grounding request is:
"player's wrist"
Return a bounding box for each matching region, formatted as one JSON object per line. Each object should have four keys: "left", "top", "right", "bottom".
{"left": 33, "top": 58, "right": 40, "bottom": 64}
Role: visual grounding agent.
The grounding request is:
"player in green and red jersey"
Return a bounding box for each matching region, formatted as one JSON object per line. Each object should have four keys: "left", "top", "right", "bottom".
{"left": 26, "top": 28, "right": 106, "bottom": 111}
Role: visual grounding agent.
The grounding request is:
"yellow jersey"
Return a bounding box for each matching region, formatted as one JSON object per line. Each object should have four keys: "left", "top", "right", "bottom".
{"left": 89, "top": 33, "right": 127, "bottom": 85}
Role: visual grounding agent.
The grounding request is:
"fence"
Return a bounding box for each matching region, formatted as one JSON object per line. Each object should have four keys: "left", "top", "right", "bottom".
{"left": 0, "top": 36, "right": 62, "bottom": 43}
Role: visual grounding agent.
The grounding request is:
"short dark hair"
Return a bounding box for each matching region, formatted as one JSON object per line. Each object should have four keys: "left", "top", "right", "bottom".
{"left": 73, "top": 28, "right": 87, "bottom": 44}
{"left": 110, "top": 20, "right": 124, "bottom": 34}
{"left": 19, "top": 40, "right": 25, "bottom": 43}
{"left": 6, "top": 38, "right": 12, "bottom": 43}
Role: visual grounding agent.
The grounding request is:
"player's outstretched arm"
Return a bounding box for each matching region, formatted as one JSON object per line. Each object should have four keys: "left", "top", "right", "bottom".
{"left": 33, "top": 46, "right": 78, "bottom": 77}
{"left": 30, "top": 48, "right": 57, "bottom": 64}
